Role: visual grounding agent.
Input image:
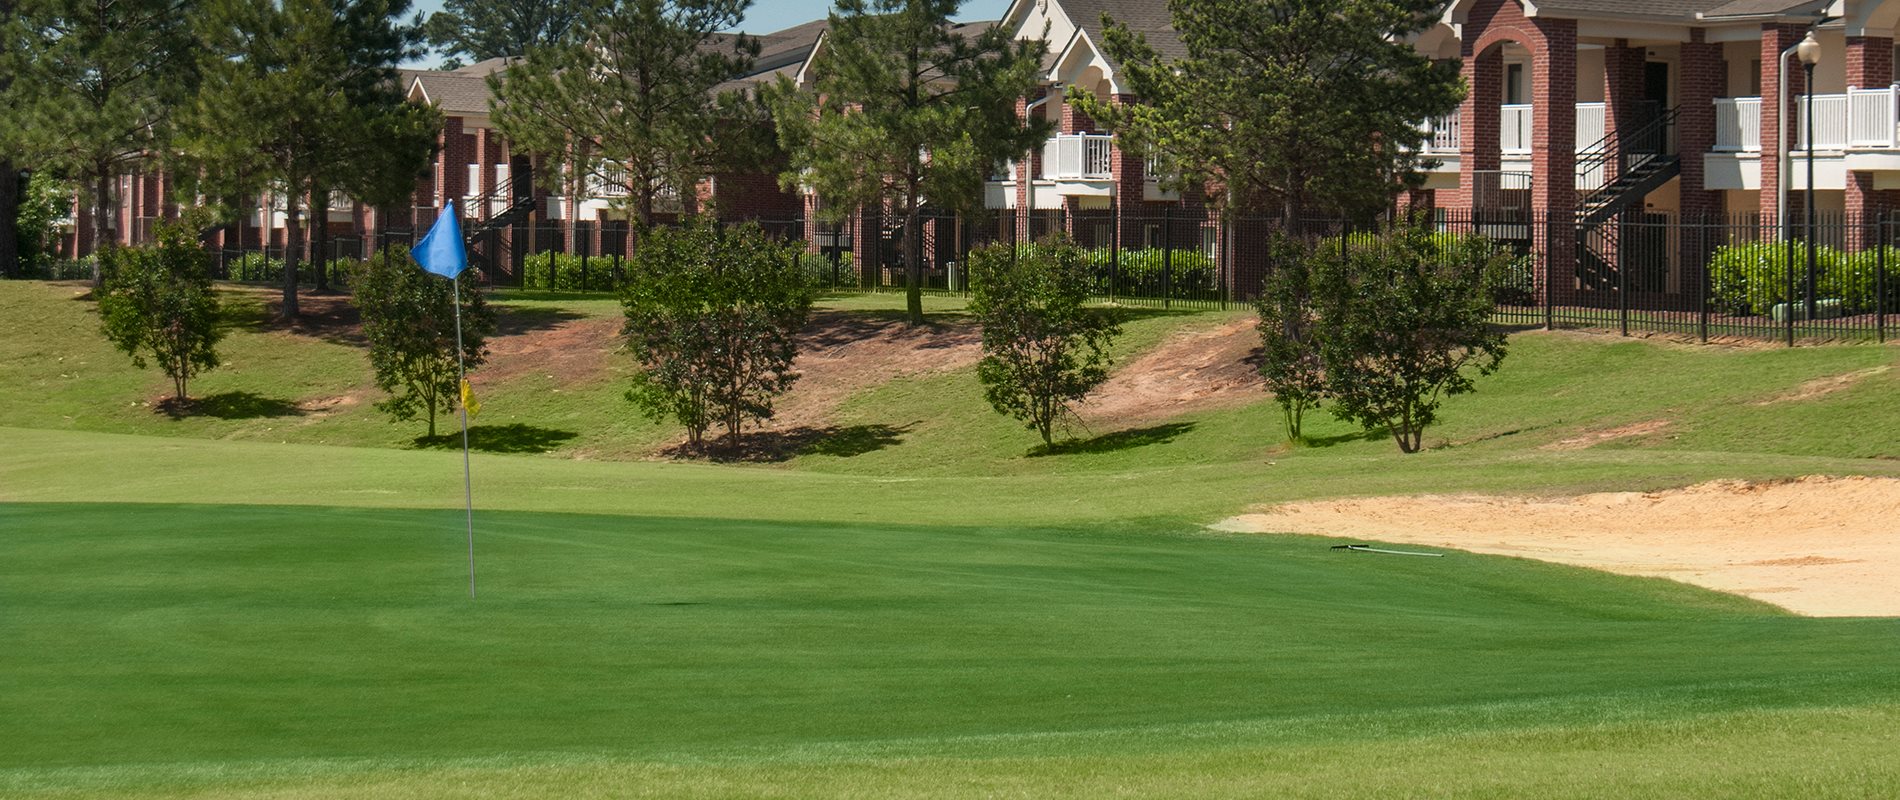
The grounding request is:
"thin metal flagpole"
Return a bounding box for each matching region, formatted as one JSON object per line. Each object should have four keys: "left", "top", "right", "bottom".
{"left": 453, "top": 272, "right": 474, "bottom": 599}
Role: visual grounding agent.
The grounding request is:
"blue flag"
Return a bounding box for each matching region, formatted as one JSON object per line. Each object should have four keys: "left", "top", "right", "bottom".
{"left": 415, "top": 201, "right": 468, "bottom": 280}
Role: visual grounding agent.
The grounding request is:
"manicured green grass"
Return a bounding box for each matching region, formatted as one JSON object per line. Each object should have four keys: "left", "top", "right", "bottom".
{"left": 4, "top": 502, "right": 1898, "bottom": 798}
{"left": 7, "top": 278, "right": 1900, "bottom": 797}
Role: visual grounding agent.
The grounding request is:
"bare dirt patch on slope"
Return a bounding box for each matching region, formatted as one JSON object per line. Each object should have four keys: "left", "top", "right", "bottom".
{"left": 1754, "top": 366, "right": 1892, "bottom": 405}
{"left": 1541, "top": 419, "right": 1672, "bottom": 451}
{"left": 1217, "top": 476, "right": 1900, "bottom": 617}
{"left": 482, "top": 316, "right": 624, "bottom": 385}
{"left": 768, "top": 312, "right": 982, "bottom": 430}
{"left": 1081, "top": 318, "right": 1264, "bottom": 424}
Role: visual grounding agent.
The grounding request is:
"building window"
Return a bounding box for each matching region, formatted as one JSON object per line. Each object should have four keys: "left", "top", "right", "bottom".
{"left": 1202, "top": 226, "right": 1218, "bottom": 259}
{"left": 1505, "top": 63, "right": 1525, "bottom": 104}
{"left": 1750, "top": 60, "right": 1762, "bottom": 96}
{"left": 1144, "top": 224, "right": 1162, "bottom": 249}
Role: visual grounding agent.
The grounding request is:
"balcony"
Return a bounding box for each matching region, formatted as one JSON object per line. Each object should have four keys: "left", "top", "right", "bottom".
{"left": 1041, "top": 134, "right": 1114, "bottom": 180}
{"left": 1715, "top": 88, "right": 1900, "bottom": 153}
{"left": 1420, "top": 103, "right": 1608, "bottom": 156}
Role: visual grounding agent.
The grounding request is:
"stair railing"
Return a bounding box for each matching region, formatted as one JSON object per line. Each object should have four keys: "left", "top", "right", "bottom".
{"left": 1576, "top": 105, "right": 1680, "bottom": 214}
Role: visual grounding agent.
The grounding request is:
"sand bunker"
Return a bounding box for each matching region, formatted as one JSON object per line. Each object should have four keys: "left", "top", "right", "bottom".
{"left": 1217, "top": 476, "right": 1900, "bottom": 617}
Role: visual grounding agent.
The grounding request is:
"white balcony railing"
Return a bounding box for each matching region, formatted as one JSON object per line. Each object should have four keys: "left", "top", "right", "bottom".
{"left": 1848, "top": 86, "right": 1898, "bottom": 148}
{"left": 1715, "top": 97, "right": 1763, "bottom": 151}
{"left": 1575, "top": 102, "right": 1606, "bottom": 149}
{"left": 1424, "top": 114, "right": 1460, "bottom": 152}
{"left": 1500, "top": 104, "right": 1534, "bottom": 154}
{"left": 1799, "top": 93, "right": 1849, "bottom": 149}
{"left": 1042, "top": 134, "right": 1114, "bottom": 180}
{"left": 1718, "top": 88, "right": 1900, "bottom": 154}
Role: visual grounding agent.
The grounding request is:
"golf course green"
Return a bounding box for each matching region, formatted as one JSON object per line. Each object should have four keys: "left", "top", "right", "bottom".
{"left": 3, "top": 281, "right": 1900, "bottom": 797}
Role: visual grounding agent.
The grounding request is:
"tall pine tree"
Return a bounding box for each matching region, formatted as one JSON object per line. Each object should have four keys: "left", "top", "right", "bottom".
{"left": 182, "top": 0, "right": 438, "bottom": 318}
{"left": 489, "top": 0, "right": 759, "bottom": 234}
{"left": 423, "top": 0, "right": 592, "bottom": 67}
{"left": 13, "top": 0, "right": 197, "bottom": 283}
{"left": 771, "top": 0, "right": 1049, "bottom": 324}
{"left": 1072, "top": 0, "right": 1463, "bottom": 220}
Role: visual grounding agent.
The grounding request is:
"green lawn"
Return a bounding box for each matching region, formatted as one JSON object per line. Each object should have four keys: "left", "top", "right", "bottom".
{"left": 4, "top": 279, "right": 1900, "bottom": 797}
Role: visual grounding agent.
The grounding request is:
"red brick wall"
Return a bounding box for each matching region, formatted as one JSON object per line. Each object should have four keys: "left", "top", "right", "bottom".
{"left": 1759, "top": 23, "right": 1806, "bottom": 227}
{"left": 1845, "top": 36, "right": 1894, "bottom": 229}
{"left": 1680, "top": 30, "right": 1723, "bottom": 220}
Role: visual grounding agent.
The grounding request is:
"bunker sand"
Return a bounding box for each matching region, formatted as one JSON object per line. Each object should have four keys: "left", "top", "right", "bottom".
{"left": 1218, "top": 475, "right": 1900, "bottom": 617}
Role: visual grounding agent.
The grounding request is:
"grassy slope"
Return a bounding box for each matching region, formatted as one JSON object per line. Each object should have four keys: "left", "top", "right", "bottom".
{"left": 6, "top": 281, "right": 1900, "bottom": 797}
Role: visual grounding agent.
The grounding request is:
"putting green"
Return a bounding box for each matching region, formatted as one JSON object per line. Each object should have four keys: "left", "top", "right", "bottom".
{"left": 4, "top": 502, "right": 1899, "bottom": 797}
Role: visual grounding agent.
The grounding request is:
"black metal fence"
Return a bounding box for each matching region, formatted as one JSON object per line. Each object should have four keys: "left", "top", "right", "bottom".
{"left": 38, "top": 204, "right": 1900, "bottom": 345}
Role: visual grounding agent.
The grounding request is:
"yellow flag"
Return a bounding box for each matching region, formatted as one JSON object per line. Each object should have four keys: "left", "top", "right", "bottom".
{"left": 460, "top": 379, "right": 481, "bottom": 418}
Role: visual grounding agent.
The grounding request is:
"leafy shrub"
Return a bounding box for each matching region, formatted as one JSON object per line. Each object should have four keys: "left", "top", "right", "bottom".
{"left": 1086, "top": 248, "right": 1217, "bottom": 298}
{"left": 351, "top": 245, "right": 495, "bottom": 438}
{"left": 622, "top": 220, "right": 815, "bottom": 453}
{"left": 1703, "top": 242, "right": 1900, "bottom": 316}
{"left": 96, "top": 225, "right": 223, "bottom": 402}
{"left": 226, "top": 252, "right": 287, "bottom": 283}
{"left": 522, "top": 252, "right": 625, "bottom": 291}
{"left": 969, "top": 237, "right": 1121, "bottom": 446}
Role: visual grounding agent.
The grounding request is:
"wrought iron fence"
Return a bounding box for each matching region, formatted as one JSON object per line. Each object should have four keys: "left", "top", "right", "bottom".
{"left": 30, "top": 202, "right": 1900, "bottom": 345}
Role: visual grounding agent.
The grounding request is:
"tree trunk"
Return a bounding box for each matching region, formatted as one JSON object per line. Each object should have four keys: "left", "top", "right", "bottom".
{"left": 91, "top": 171, "right": 113, "bottom": 287}
{"left": 283, "top": 192, "right": 303, "bottom": 319}
{"left": 313, "top": 190, "right": 330, "bottom": 291}
{"left": 903, "top": 203, "right": 923, "bottom": 324}
{"left": 0, "top": 162, "right": 19, "bottom": 278}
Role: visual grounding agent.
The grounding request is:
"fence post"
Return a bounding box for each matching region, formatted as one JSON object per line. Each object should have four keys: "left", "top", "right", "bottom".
{"left": 1617, "top": 223, "right": 1629, "bottom": 337}
{"left": 1698, "top": 214, "right": 1709, "bottom": 344}
{"left": 1785, "top": 220, "right": 1796, "bottom": 347}
{"left": 1539, "top": 213, "right": 1552, "bottom": 330}
{"left": 1110, "top": 202, "right": 1121, "bottom": 303}
{"left": 1880, "top": 213, "right": 1889, "bottom": 344}
{"left": 1160, "top": 205, "right": 1174, "bottom": 309}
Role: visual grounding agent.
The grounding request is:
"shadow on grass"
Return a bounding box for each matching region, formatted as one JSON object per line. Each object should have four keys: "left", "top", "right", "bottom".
{"left": 160, "top": 391, "right": 304, "bottom": 420}
{"left": 414, "top": 423, "right": 580, "bottom": 454}
{"left": 495, "top": 306, "right": 589, "bottom": 336}
{"left": 1297, "top": 428, "right": 1384, "bottom": 448}
{"left": 665, "top": 422, "right": 913, "bottom": 463}
{"left": 1031, "top": 422, "right": 1197, "bottom": 457}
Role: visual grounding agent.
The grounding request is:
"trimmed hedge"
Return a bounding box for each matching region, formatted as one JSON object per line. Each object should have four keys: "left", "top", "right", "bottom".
{"left": 522, "top": 252, "right": 625, "bottom": 291}
{"left": 1707, "top": 242, "right": 1899, "bottom": 316}
{"left": 1085, "top": 248, "right": 1217, "bottom": 298}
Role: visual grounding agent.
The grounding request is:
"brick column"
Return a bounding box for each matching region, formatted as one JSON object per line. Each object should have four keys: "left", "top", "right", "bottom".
{"left": 1681, "top": 30, "right": 1724, "bottom": 290}
{"left": 1111, "top": 93, "right": 1145, "bottom": 246}
{"left": 1459, "top": 47, "right": 1504, "bottom": 212}
{"left": 1531, "top": 22, "right": 1579, "bottom": 296}
{"left": 1602, "top": 41, "right": 1647, "bottom": 183}
{"left": 1760, "top": 23, "right": 1807, "bottom": 229}
{"left": 1846, "top": 35, "right": 1896, "bottom": 241}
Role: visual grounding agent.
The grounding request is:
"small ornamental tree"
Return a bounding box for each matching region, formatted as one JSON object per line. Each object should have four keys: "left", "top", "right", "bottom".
{"left": 967, "top": 239, "right": 1121, "bottom": 446}
{"left": 97, "top": 224, "right": 224, "bottom": 403}
{"left": 1255, "top": 234, "right": 1325, "bottom": 444}
{"left": 1310, "top": 223, "right": 1510, "bottom": 453}
{"left": 352, "top": 246, "right": 495, "bottom": 438}
{"left": 621, "top": 219, "right": 814, "bottom": 454}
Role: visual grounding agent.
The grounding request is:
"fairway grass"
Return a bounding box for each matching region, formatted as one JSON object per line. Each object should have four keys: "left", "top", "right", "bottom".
{"left": 6, "top": 280, "right": 1900, "bottom": 796}
{"left": 4, "top": 503, "right": 1899, "bottom": 798}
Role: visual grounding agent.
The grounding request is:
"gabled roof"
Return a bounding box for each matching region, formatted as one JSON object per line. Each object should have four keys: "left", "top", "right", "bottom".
{"left": 1695, "top": 0, "right": 1828, "bottom": 19}
{"left": 402, "top": 70, "right": 497, "bottom": 115}
{"left": 793, "top": 19, "right": 1001, "bottom": 88}
{"left": 1056, "top": 0, "right": 1186, "bottom": 71}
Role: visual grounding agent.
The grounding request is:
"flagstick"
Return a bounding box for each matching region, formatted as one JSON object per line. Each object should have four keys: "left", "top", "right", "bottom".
{"left": 453, "top": 272, "right": 475, "bottom": 599}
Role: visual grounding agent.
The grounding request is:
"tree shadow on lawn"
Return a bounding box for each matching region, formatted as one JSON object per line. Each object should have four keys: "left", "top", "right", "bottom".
{"left": 414, "top": 423, "right": 581, "bottom": 454}
{"left": 494, "top": 306, "right": 589, "bottom": 336}
{"left": 665, "top": 422, "right": 913, "bottom": 463}
{"left": 1297, "top": 428, "right": 1385, "bottom": 448}
{"left": 1031, "top": 421, "right": 1198, "bottom": 457}
{"left": 160, "top": 391, "right": 305, "bottom": 420}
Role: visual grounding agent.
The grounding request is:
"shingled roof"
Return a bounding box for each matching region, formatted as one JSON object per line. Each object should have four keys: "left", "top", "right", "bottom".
{"left": 1057, "top": 0, "right": 1186, "bottom": 70}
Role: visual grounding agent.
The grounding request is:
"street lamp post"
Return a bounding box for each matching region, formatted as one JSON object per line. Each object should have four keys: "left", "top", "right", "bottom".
{"left": 1798, "top": 32, "right": 1822, "bottom": 325}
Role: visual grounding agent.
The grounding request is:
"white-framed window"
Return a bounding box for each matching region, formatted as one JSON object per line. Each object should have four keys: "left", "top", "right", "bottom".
{"left": 1143, "top": 224, "right": 1162, "bottom": 249}
{"left": 465, "top": 163, "right": 482, "bottom": 194}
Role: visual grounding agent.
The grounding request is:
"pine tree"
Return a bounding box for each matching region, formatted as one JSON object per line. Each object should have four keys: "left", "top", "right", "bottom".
{"left": 489, "top": 0, "right": 759, "bottom": 235}
{"left": 423, "top": 0, "right": 592, "bottom": 66}
{"left": 1072, "top": 0, "right": 1463, "bottom": 221}
{"left": 12, "top": 0, "right": 197, "bottom": 283}
{"left": 181, "top": 0, "right": 439, "bottom": 318}
{"left": 771, "top": 0, "right": 1049, "bottom": 325}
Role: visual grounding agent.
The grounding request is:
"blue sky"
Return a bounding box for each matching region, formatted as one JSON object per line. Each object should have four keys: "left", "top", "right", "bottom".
{"left": 406, "top": 0, "right": 1015, "bottom": 68}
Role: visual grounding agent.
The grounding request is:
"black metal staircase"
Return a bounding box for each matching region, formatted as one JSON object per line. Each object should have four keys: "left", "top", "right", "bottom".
{"left": 1574, "top": 107, "right": 1679, "bottom": 290}
{"left": 460, "top": 165, "right": 535, "bottom": 284}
